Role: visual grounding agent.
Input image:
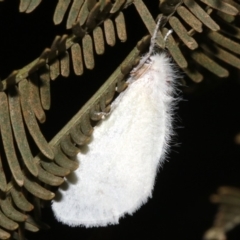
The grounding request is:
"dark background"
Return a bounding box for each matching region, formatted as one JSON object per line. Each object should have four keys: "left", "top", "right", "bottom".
{"left": 1, "top": 0, "right": 240, "bottom": 239}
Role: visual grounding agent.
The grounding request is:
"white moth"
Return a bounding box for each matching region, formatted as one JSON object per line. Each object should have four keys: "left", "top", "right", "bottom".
{"left": 52, "top": 19, "right": 178, "bottom": 227}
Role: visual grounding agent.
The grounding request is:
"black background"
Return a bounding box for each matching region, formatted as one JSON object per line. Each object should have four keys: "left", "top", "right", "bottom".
{"left": 1, "top": 0, "right": 240, "bottom": 239}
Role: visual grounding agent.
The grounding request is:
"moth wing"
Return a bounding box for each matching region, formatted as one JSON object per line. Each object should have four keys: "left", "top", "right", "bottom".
{"left": 52, "top": 54, "right": 173, "bottom": 227}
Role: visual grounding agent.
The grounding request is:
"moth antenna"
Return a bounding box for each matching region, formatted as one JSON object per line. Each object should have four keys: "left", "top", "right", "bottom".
{"left": 149, "top": 16, "right": 162, "bottom": 55}
{"left": 164, "top": 29, "right": 173, "bottom": 42}
{"left": 131, "top": 17, "right": 162, "bottom": 74}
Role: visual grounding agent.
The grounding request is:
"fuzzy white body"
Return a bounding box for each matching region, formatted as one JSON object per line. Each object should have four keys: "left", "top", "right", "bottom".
{"left": 52, "top": 54, "right": 176, "bottom": 227}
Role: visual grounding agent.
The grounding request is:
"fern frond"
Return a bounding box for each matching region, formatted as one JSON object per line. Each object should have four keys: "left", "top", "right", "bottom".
{"left": 204, "top": 186, "right": 240, "bottom": 240}
{"left": 19, "top": 0, "right": 42, "bottom": 13}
